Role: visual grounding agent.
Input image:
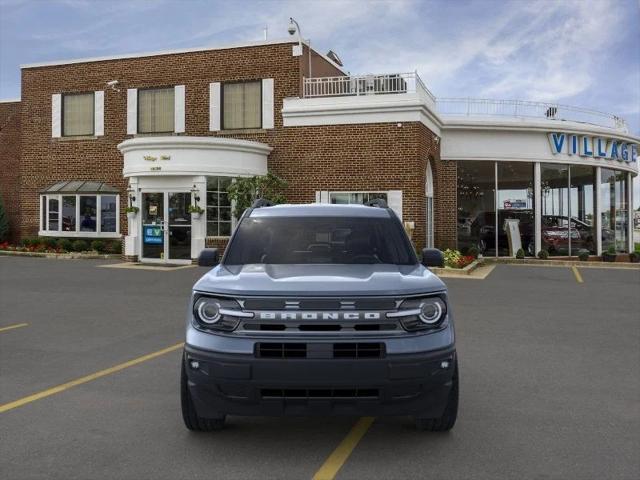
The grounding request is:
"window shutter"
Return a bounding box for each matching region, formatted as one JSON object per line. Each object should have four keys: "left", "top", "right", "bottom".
{"left": 127, "top": 88, "right": 137, "bottom": 135}
{"left": 319, "top": 191, "right": 329, "bottom": 203}
{"left": 209, "top": 82, "right": 221, "bottom": 131}
{"left": 174, "top": 85, "right": 185, "bottom": 133}
{"left": 262, "top": 78, "right": 274, "bottom": 129}
{"left": 387, "top": 190, "right": 403, "bottom": 220}
{"left": 94, "top": 91, "right": 104, "bottom": 136}
{"left": 51, "top": 94, "right": 61, "bottom": 138}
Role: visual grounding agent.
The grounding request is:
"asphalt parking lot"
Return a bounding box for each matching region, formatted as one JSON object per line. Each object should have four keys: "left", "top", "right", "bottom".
{"left": 1, "top": 257, "right": 639, "bottom": 480}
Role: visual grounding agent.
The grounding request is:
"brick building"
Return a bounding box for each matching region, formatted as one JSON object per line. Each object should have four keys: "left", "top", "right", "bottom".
{"left": 0, "top": 38, "right": 638, "bottom": 262}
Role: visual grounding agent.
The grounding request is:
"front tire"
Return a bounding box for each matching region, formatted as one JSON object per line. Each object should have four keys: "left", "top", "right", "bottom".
{"left": 181, "top": 355, "right": 225, "bottom": 432}
{"left": 415, "top": 361, "right": 459, "bottom": 432}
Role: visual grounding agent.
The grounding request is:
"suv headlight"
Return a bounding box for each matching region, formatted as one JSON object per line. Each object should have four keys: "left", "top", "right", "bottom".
{"left": 387, "top": 296, "right": 447, "bottom": 331}
{"left": 192, "top": 294, "right": 253, "bottom": 331}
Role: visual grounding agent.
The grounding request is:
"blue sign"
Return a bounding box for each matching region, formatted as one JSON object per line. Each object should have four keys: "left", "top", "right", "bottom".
{"left": 143, "top": 226, "right": 163, "bottom": 245}
{"left": 548, "top": 132, "right": 638, "bottom": 163}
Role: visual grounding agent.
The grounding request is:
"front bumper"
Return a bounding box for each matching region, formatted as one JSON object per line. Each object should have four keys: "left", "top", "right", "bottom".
{"left": 184, "top": 343, "right": 456, "bottom": 418}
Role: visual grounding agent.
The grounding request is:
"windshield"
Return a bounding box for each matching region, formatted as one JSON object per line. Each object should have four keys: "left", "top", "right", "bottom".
{"left": 223, "top": 216, "right": 417, "bottom": 265}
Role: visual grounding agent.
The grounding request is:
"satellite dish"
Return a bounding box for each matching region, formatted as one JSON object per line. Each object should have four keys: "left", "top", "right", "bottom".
{"left": 326, "top": 50, "right": 343, "bottom": 67}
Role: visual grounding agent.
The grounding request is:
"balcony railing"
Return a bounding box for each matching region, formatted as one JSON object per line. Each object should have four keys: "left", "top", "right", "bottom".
{"left": 302, "top": 73, "right": 628, "bottom": 132}
{"left": 436, "top": 97, "right": 628, "bottom": 132}
{"left": 303, "top": 72, "right": 435, "bottom": 101}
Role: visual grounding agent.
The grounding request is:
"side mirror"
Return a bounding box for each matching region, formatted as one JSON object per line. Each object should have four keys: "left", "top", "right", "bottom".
{"left": 198, "top": 248, "right": 219, "bottom": 267}
{"left": 421, "top": 248, "right": 444, "bottom": 268}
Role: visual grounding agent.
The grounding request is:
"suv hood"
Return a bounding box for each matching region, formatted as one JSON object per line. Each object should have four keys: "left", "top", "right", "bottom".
{"left": 193, "top": 264, "right": 446, "bottom": 297}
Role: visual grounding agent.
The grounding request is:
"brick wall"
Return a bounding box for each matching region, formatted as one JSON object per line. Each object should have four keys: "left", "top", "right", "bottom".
{"left": 13, "top": 40, "right": 448, "bottom": 252}
{"left": 0, "top": 101, "right": 21, "bottom": 242}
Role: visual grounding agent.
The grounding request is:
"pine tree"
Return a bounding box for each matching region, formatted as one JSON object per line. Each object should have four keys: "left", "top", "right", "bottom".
{"left": 0, "top": 195, "right": 10, "bottom": 242}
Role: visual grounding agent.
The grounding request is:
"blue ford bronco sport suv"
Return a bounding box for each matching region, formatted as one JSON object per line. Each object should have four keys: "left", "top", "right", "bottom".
{"left": 181, "top": 199, "right": 458, "bottom": 431}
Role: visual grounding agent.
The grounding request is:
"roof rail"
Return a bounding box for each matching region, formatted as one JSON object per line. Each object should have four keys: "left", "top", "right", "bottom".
{"left": 364, "top": 198, "right": 388, "bottom": 208}
{"left": 251, "top": 198, "right": 275, "bottom": 209}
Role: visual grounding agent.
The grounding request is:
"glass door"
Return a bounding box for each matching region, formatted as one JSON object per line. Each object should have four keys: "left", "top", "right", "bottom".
{"left": 141, "top": 192, "right": 165, "bottom": 260}
{"left": 167, "top": 192, "right": 192, "bottom": 261}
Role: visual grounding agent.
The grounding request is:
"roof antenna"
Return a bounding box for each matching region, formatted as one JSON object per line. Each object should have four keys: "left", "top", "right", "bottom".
{"left": 263, "top": 25, "right": 268, "bottom": 41}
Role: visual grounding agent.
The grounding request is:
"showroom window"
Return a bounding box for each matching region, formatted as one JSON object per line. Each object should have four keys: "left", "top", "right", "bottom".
{"left": 206, "top": 177, "right": 233, "bottom": 237}
{"left": 222, "top": 81, "right": 261, "bottom": 129}
{"left": 329, "top": 192, "right": 388, "bottom": 205}
{"left": 138, "top": 87, "right": 175, "bottom": 133}
{"left": 497, "top": 162, "right": 534, "bottom": 256}
{"left": 40, "top": 181, "right": 120, "bottom": 237}
{"left": 62, "top": 92, "right": 94, "bottom": 136}
{"left": 457, "top": 161, "right": 496, "bottom": 256}
{"left": 601, "top": 168, "right": 628, "bottom": 253}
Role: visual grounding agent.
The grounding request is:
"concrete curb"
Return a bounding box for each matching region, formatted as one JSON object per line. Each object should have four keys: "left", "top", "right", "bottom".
{"left": 431, "top": 259, "right": 483, "bottom": 276}
{"left": 0, "top": 250, "right": 120, "bottom": 260}
{"left": 486, "top": 257, "right": 640, "bottom": 270}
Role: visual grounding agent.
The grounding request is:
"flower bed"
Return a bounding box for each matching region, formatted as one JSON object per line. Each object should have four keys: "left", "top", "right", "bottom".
{"left": 443, "top": 249, "right": 476, "bottom": 269}
{"left": 0, "top": 237, "right": 122, "bottom": 255}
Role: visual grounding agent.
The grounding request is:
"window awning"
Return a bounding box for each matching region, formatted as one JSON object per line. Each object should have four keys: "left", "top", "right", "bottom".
{"left": 41, "top": 181, "right": 119, "bottom": 194}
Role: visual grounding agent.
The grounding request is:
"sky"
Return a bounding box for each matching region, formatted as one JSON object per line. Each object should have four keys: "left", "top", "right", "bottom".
{"left": 1, "top": 0, "right": 638, "bottom": 206}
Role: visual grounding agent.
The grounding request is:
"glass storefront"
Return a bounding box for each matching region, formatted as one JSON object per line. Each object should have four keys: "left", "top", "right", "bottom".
{"left": 601, "top": 169, "right": 629, "bottom": 253}
{"left": 457, "top": 161, "right": 496, "bottom": 255}
{"left": 457, "top": 161, "right": 631, "bottom": 256}
{"left": 497, "top": 162, "right": 534, "bottom": 256}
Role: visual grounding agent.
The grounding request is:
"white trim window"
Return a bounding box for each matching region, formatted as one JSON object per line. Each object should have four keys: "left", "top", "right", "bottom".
{"left": 222, "top": 81, "right": 262, "bottom": 130}
{"left": 39, "top": 189, "right": 120, "bottom": 238}
{"left": 206, "top": 176, "right": 233, "bottom": 237}
{"left": 329, "top": 191, "right": 388, "bottom": 205}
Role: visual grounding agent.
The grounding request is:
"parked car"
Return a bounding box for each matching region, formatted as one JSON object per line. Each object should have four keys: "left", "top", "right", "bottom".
{"left": 181, "top": 200, "right": 458, "bottom": 432}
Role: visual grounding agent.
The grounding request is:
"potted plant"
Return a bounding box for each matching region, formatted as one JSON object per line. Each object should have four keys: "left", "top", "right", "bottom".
{"left": 602, "top": 245, "right": 617, "bottom": 262}
{"left": 188, "top": 205, "right": 204, "bottom": 219}
{"left": 629, "top": 246, "right": 640, "bottom": 263}
{"left": 125, "top": 206, "right": 139, "bottom": 221}
{"left": 537, "top": 249, "right": 549, "bottom": 260}
{"left": 577, "top": 249, "right": 589, "bottom": 262}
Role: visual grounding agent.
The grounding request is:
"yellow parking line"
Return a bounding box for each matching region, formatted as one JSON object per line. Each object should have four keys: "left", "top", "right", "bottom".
{"left": 0, "top": 342, "right": 184, "bottom": 414}
{"left": 0, "top": 323, "right": 28, "bottom": 333}
{"left": 571, "top": 266, "right": 584, "bottom": 284}
{"left": 312, "top": 417, "right": 375, "bottom": 480}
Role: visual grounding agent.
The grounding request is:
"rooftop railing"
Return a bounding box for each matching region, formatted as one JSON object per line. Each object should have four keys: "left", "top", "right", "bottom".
{"left": 301, "top": 73, "right": 628, "bottom": 132}
{"left": 435, "top": 98, "right": 628, "bottom": 132}
{"left": 303, "top": 72, "right": 436, "bottom": 102}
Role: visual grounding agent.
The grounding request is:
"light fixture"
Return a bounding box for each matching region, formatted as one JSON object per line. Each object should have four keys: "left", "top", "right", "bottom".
{"left": 126, "top": 187, "right": 136, "bottom": 204}
{"left": 191, "top": 185, "right": 200, "bottom": 203}
{"left": 288, "top": 17, "right": 311, "bottom": 77}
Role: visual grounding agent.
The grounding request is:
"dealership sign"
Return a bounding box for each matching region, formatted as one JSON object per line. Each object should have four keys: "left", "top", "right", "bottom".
{"left": 548, "top": 133, "right": 638, "bottom": 163}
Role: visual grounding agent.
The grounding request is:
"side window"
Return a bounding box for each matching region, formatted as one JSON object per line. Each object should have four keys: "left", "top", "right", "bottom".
{"left": 222, "top": 81, "right": 261, "bottom": 129}
{"left": 138, "top": 87, "right": 175, "bottom": 133}
{"left": 62, "top": 92, "right": 94, "bottom": 136}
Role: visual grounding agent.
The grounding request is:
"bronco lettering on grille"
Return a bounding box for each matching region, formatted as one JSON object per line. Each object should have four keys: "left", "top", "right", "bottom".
{"left": 257, "top": 312, "right": 382, "bottom": 321}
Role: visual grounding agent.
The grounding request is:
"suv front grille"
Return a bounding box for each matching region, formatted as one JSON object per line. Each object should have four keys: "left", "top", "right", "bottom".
{"left": 261, "top": 388, "right": 379, "bottom": 399}
{"left": 256, "top": 342, "right": 385, "bottom": 359}
{"left": 242, "top": 298, "right": 397, "bottom": 311}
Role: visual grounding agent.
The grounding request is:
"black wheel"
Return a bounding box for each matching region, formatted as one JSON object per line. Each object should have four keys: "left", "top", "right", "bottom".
{"left": 415, "top": 361, "right": 458, "bottom": 432}
{"left": 181, "top": 355, "right": 225, "bottom": 432}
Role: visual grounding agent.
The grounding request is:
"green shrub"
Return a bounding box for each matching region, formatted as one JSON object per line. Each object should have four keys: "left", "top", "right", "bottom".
{"left": 21, "top": 237, "right": 34, "bottom": 247}
{"left": 577, "top": 249, "right": 589, "bottom": 261}
{"left": 90, "top": 240, "right": 106, "bottom": 253}
{"left": 635, "top": 243, "right": 640, "bottom": 253}
{"left": 107, "top": 240, "right": 122, "bottom": 254}
{"left": 537, "top": 249, "right": 549, "bottom": 260}
{"left": 72, "top": 239, "right": 88, "bottom": 252}
{"left": 443, "top": 249, "right": 462, "bottom": 268}
{"left": 606, "top": 244, "right": 616, "bottom": 255}
{"left": 41, "top": 237, "right": 58, "bottom": 249}
{"left": 59, "top": 238, "right": 73, "bottom": 252}
{"left": 515, "top": 248, "right": 525, "bottom": 259}
{"left": 467, "top": 246, "right": 479, "bottom": 258}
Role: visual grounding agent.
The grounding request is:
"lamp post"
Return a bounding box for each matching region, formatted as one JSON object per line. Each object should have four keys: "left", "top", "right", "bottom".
{"left": 288, "top": 17, "right": 312, "bottom": 79}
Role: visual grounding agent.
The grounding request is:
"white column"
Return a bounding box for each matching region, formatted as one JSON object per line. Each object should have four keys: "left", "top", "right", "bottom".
{"left": 534, "top": 162, "right": 541, "bottom": 255}
{"left": 191, "top": 175, "right": 207, "bottom": 259}
{"left": 628, "top": 172, "right": 634, "bottom": 253}
{"left": 124, "top": 177, "right": 139, "bottom": 258}
{"left": 595, "top": 167, "right": 602, "bottom": 256}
